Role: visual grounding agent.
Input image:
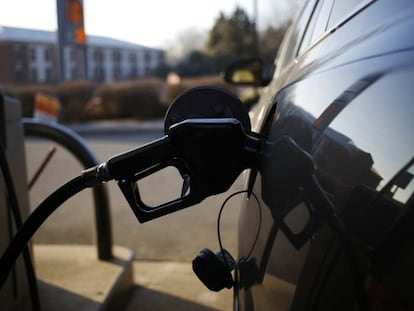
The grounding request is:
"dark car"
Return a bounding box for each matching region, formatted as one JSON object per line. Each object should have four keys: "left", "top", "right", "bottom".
{"left": 225, "top": 0, "right": 414, "bottom": 310}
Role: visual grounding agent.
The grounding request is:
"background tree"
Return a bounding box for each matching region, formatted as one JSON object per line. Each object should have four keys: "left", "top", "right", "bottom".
{"left": 206, "top": 7, "right": 258, "bottom": 60}
{"left": 174, "top": 51, "right": 216, "bottom": 76}
{"left": 155, "top": 6, "right": 291, "bottom": 78}
{"left": 259, "top": 24, "right": 289, "bottom": 64}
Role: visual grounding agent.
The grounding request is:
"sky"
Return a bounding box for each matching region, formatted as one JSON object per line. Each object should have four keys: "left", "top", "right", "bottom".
{"left": 0, "top": 0, "right": 302, "bottom": 48}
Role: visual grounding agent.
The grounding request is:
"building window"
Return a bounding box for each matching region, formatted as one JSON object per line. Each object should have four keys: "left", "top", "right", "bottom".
{"left": 144, "top": 51, "right": 151, "bottom": 63}
{"left": 129, "top": 52, "right": 137, "bottom": 64}
{"left": 129, "top": 67, "right": 137, "bottom": 78}
{"left": 31, "top": 68, "right": 37, "bottom": 82}
{"left": 71, "top": 66, "right": 77, "bottom": 80}
{"left": 70, "top": 49, "right": 76, "bottom": 62}
{"left": 45, "top": 68, "right": 52, "bottom": 82}
{"left": 44, "top": 48, "right": 50, "bottom": 61}
{"left": 113, "top": 66, "right": 121, "bottom": 80}
{"left": 94, "top": 49, "right": 103, "bottom": 63}
{"left": 157, "top": 51, "right": 164, "bottom": 63}
{"left": 14, "top": 69, "right": 24, "bottom": 83}
{"left": 14, "top": 44, "right": 25, "bottom": 62}
{"left": 113, "top": 50, "right": 121, "bottom": 63}
{"left": 93, "top": 66, "right": 104, "bottom": 81}
{"left": 31, "top": 48, "right": 36, "bottom": 61}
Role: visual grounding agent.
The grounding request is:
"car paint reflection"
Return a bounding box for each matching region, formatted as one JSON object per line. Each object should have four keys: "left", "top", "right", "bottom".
{"left": 237, "top": 64, "right": 414, "bottom": 310}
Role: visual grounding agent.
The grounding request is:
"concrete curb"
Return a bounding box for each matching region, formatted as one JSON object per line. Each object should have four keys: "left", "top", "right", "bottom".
{"left": 34, "top": 244, "right": 135, "bottom": 311}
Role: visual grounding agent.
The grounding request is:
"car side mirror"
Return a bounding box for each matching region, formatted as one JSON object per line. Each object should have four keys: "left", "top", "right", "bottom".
{"left": 223, "top": 58, "right": 275, "bottom": 87}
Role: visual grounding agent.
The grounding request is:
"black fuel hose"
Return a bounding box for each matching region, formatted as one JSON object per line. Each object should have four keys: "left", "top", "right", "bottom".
{"left": 0, "top": 175, "right": 88, "bottom": 290}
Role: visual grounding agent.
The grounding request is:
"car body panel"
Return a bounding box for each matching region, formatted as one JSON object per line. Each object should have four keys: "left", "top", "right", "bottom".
{"left": 237, "top": 0, "right": 414, "bottom": 310}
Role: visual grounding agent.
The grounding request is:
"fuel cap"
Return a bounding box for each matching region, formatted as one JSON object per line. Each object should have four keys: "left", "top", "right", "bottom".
{"left": 164, "top": 86, "right": 251, "bottom": 134}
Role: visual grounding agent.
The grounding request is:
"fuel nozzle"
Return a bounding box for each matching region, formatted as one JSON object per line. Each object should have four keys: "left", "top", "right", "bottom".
{"left": 81, "top": 86, "right": 263, "bottom": 222}
{"left": 83, "top": 118, "right": 262, "bottom": 223}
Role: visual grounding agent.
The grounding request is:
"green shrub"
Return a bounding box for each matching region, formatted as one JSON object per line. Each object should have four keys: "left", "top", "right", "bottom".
{"left": 1, "top": 75, "right": 235, "bottom": 122}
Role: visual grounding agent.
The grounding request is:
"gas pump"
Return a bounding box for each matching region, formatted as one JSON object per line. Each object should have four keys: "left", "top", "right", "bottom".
{"left": 0, "top": 93, "right": 36, "bottom": 310}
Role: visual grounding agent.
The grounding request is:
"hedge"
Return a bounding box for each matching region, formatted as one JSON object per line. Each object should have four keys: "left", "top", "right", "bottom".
{"left": 1, "top": 75, "right": 238, "bottom": 122}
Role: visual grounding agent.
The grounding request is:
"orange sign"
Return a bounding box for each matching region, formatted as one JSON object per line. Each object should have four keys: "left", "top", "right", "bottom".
{"left": 75, "top": 26, "right": 86, "bottom": 44}
{"left": 66, "top": 0, "right": 83, "bottom": 23}
{"left": 34, "top": 93, "right": 61, "bottom": 121}
{"left": 58, "top": 0, "right": 85, "bottom": 45}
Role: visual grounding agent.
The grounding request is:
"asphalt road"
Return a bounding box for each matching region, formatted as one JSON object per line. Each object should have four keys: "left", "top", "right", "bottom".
{"left": 25, "top": 129, "right": 244, "bottom": 262}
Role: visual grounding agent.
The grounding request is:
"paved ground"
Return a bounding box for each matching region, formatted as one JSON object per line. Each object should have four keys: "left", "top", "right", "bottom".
{"left": 24, "top": 120, "right": 243, "bottom": 309}
{"left": 129, "top": 260, "right": 232, "bottom": 311}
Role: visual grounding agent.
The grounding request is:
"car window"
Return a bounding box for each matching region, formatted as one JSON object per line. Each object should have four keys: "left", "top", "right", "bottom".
{"left": 327, "top": 0, "right": 363, "bottom": 29}
{"left": 298, "top": 0, "right": 368, "bottom": 55}
{"left": 313, "top": 69, "right": 414, "bottom": 205}
{"left": 276, "top": 0, "right": 318, "bottom": 71}
{"left": 299, "top": 0, "right": 334, "bottom": 54}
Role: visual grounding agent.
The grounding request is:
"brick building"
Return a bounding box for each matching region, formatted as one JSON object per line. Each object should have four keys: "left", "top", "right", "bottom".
{"left": 0, "top": 25, "right": 164, "bottom": 84}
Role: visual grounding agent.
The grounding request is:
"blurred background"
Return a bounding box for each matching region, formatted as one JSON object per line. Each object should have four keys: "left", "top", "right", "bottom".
{"left": 0, "top": 0, "right": 303, "bottom": 123}
{"left": 0, "top": 0, "right": 303, "bottom": 310}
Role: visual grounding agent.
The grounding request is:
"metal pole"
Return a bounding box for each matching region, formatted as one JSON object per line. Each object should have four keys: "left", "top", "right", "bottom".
{"left": 83, "top": 43, "right": 88, "bottom": 80}
{"left": 252, "top": 0, "right": 259, "bottom": 55}
{"left": 23, "top": 119, "right": 113, "bottom": 260}
{"left": 57, "top": 0, "right": 66, "bottom": 81}
{"left": 253, "top": 0, "right": 258, "bottom": 30}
